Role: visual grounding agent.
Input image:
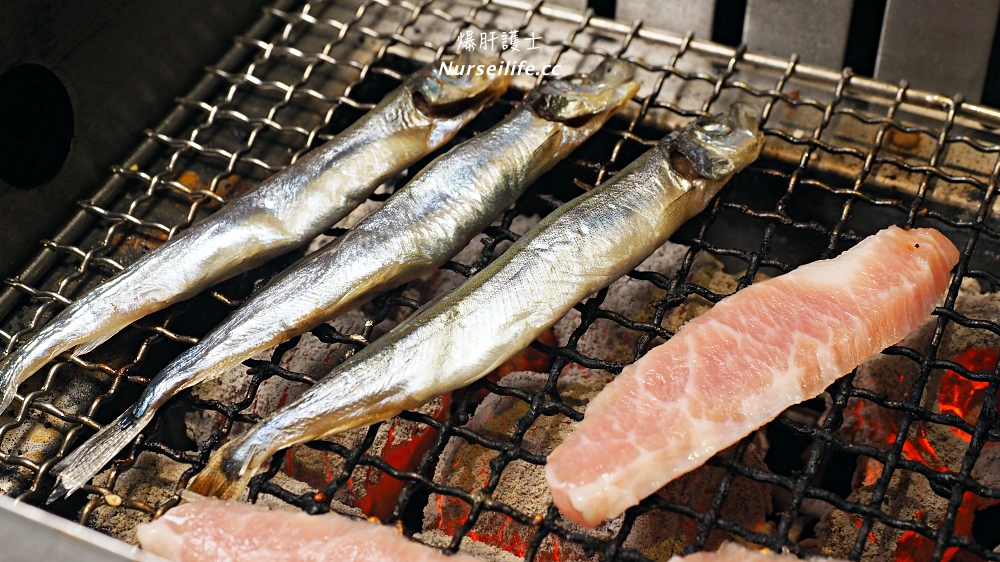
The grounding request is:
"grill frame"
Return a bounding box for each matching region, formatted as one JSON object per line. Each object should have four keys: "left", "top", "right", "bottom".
{"left": 1, "top": 1, "right": 1000, "bottom": 561}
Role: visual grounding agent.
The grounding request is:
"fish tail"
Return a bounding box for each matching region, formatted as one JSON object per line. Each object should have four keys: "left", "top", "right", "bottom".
{"left": 186, "top": 439, "right": 261, "bottom": 500}
{"left": 48, "top": 408, "right": 154, "bottom": 503}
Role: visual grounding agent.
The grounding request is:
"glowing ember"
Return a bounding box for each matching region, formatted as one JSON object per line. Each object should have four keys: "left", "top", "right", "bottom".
{"left": 846, "top": 399, "right": 945, "bottom": 473}
{"left": 938, "top": 348, "right": 998, "bottom": 442}
{"left": 851, "top": 518, "right": 876, "bottom": 545}
{"left": 282, "top": 394, "right": 450, "bottom": 520}
{"left": 846, "top": 347, "right": 999, "bottom": 490}
{"left": 357, "top": 394, "right": 450, "bottom": 520}
{"left": 434, "top": 495, "right": 563, "bottom": 561}
{"left": 859, "top": 457, "right": 883, "bottom": 488}
{"left": 894, "top": 493, "right": 984, "bottom": 562}
{"left": 830, "top": 299, "right": 1000, "bottom": 560}
{"left": 901, "top": 423, "right": 945, "bottom": 472}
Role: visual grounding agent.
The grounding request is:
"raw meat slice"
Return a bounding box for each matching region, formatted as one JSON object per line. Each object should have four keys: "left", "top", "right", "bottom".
{"left": 137, "top": 498, "right": 478, "bottom": 562}
{"left": 546, "top": 226, "right": 959, "bottom": 527}
{"left": 670, "top": 543, "right": 843, "bottom": 561}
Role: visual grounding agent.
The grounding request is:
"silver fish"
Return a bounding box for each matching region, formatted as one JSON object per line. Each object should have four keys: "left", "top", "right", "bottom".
{"left": 0, "top": 51, "right": 509, "bottom": 414}
{"left": 186, "top": 103, "right": 765, "bottom": 500}
{"left": 48, "top": 59, "right": 640, "bottom": 501}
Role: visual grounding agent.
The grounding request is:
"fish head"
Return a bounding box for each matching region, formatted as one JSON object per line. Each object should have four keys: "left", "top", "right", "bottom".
{"left": 664, "top": 102, "right": 765, "bottom": 181}
{"left": 410, "top": 50, "right": 511, "bottom": 124}
{"left": 526, "top": 58, "right": 640, "bottom": 147}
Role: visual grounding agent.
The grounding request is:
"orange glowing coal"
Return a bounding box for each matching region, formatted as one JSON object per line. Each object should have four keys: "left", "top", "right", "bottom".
{"left": 902, "top": 423, "right": 945, "bottom": 472}
{"left": 849, "top": 347, "right": 999, "bottom": 486}
{"left": 894, "top": 492, "right": 985, "bottom": 562}
{"left": 938, "top": 348, "right": 998, "bottom": 442}
{"left": 283, "top": 392, "right": 450, "bottom": 521}
{"left": 845, "top": 349, "right": 998, "bottom": 561}
{"left": 850, "top": 518, "right": 876, "bottom": 545}
{"left": 434, "top": 495, "right": 564, "bottom": 561}
{"left": 847, "top": 402, "right": 945, "bottom": 478}
{"left": 355, "top": 396, "right": 449, "bottom": 521}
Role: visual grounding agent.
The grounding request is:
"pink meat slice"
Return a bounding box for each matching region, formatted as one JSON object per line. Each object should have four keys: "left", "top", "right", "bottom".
{"left": 670, "top": 543, "right": 843, "bottom": 562}
{"left": 546, "top": 226, "right": 959, "bottom": 528}
{"left": 137, "top": 498, "right": 478, "bottom": 562}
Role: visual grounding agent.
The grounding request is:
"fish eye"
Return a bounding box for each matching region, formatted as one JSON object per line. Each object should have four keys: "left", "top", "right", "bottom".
{"left": 701, "top": 122, "right": 731, "bottom": 135}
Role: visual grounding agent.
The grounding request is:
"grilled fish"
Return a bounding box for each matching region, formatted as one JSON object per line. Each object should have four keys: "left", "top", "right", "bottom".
{"left": 185, "top": 103, "right": 764, "bottom": 500}
{"left": 0, "top": 51, "right": 509, "bottom": 414}
{"left": 49, "top": 59, "right": 640, "bottom": 500}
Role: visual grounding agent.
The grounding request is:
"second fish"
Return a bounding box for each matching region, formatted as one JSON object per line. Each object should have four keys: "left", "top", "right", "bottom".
{"left": 49, "top": 58, "right": 640, "bottom": 501}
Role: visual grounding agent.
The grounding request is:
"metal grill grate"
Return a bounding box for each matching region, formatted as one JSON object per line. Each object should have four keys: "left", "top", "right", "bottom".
{"left": 3, "top": 0, "right": 1000, "bottom": 560}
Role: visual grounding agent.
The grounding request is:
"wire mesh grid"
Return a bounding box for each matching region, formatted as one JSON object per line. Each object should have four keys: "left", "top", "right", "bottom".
{"left": 2, "top": 0, "right": 1000, "bottom": 560}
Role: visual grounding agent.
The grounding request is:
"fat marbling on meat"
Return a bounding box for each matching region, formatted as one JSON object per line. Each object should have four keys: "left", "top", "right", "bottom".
{"left": 546, "top": 226, "right": 959, "bottom": 527}
{"left": 137, "top": 499, "right": 478, "bottom": 562}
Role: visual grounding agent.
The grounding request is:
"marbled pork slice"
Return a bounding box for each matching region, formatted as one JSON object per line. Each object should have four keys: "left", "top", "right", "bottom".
{"left": 137, "top": 499, "right": 478, "bottom": 562}
{"left": 546, "top": 226, "right": 959, "bottom": 528}
{"left": 670, "top": 543, "right": 843, "bottom": 562}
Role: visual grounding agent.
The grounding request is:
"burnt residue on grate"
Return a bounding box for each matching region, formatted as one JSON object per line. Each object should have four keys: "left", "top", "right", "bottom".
{"left": 2, "top": 0, "right": 1000, "bottom": 560}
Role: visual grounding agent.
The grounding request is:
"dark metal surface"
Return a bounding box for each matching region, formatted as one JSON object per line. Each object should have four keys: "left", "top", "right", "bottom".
{"left": 2, "top": 0, "right": 1000, "bottom": 560}
{"left": 875, "top": 0, "right": 1000, "bottom": 103}
{"left": 0, "top": 0, "right": 271, "bottom": 281}
{"left": 615, "top": 0, "right": 714, "bottom": 38}
{"left": 743, "top": 0, "right": 853, "bottom": 68}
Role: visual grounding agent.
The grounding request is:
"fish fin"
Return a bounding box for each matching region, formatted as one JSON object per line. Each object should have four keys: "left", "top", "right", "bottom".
{"left": 47, "top": 482, "right": 70, "bottom": 505}
{"left": 71, "top": 331, "right": 114, "bottom": 359}
{"left": 48, "top": 409, "right": 153, "bottom": 503}
{"left": 186, "top": 440, "right": 256, "bottom": 500}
